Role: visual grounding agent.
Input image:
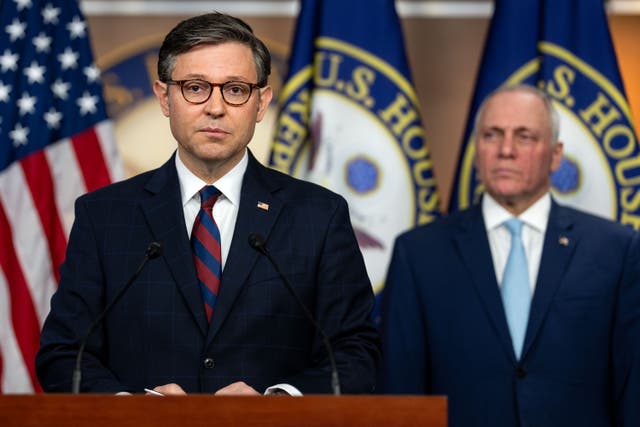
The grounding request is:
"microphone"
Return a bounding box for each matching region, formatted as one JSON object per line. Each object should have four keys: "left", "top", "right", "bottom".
{"left": 248, "top": 233, "right": 341, "bottom": 395}
{"left": 71, "top": 242, "right": 162, "bottom": 393}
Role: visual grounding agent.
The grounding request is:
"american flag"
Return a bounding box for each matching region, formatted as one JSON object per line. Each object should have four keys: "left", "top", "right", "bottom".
{"left": 0, "top": 0, "right": 122, "bottom": 393}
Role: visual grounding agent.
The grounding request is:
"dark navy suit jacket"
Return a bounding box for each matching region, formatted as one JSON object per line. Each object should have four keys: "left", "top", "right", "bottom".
{"left": 36, "top": 151, "right": 380, "bottom": 394}
{"left": 380, "top": 201, "right": 640, "bottom": 427}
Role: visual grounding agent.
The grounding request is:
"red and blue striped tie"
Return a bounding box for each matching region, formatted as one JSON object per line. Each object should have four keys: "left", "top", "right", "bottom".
{"left": 191, "top": 186, "right": 222, "bottom": 323}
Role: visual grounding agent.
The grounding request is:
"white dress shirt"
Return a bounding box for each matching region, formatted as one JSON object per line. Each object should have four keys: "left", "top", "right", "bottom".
{"left": 176, "top": 150, "right": 246, "bottom": 271}
{"left": 482, "top": 193, "right": 551, "bottom": 293}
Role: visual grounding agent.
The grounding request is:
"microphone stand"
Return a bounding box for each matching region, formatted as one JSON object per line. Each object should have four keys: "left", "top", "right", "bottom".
{"left": 249, "top": 234, "right": 341, "bottom": 395}
{"left": 71, "top": 242, "right": 162, "bottom": 393}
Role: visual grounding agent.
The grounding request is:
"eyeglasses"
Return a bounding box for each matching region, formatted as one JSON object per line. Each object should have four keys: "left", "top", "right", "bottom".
{"left": 165, "top": 79, "right": 260, "bottom": 106}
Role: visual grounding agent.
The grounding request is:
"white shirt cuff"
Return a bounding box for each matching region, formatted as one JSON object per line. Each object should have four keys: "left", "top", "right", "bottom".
{"left": 264, "top": 383, "right": 303, "bottom": 396}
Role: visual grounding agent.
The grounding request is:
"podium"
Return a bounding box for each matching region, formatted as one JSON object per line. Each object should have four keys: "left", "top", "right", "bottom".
{"left": 0, "top": 394, "right": 446, "bottom": 427}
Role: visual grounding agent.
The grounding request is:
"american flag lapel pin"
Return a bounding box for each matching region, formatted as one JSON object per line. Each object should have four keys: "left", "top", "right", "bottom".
{"left": 558, "top": 236, "right": 569, "bottom": 246}
{"left": 257, "top": 201, "right": 269, "bottom": 211}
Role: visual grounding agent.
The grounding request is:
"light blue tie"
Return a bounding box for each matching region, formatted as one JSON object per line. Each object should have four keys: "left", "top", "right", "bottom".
{"left": 501, "top": 218, "right": 531, "bottom": 359}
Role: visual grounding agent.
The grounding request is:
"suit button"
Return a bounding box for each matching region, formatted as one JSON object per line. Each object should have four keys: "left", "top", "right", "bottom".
{"left": 203, "top": 358, "right": 215, "bottom": 369}
{"left": 516, "top": 367, "right": 527, "bottom": 378}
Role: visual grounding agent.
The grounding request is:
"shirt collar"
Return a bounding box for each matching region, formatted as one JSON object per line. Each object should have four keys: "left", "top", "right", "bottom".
{"left": 175, "top": 149, "right": 248, "bottom": 207}
{"left": 482, "top": 192, "right": 551, "bottom": 234}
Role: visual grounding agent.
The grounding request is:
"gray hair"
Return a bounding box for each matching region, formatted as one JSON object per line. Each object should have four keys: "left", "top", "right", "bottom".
{"left": 157, "top": 12, "right": 271, "bottom": 87}
{"left": 472, "top": 84, "right": 560, "bottom": 145}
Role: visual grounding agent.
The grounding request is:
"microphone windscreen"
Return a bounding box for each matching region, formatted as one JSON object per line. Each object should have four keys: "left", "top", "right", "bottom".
{"left": 248, "top": 233, "right": 265, "bottom": 250}
{"left": 146, "top": 242, "right": 162, "bottom": 259}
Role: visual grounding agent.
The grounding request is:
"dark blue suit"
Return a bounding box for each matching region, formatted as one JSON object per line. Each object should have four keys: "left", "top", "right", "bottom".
{"left": 381, "top": 201, "right": 640, "bottom": 427}
{"left": 36, "top": 151, "right": 380, "bottom": 394}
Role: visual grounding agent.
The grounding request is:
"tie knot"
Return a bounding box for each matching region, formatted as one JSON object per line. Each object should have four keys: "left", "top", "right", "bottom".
{"left": 199, "top": 185, "right": 220, "bottom": 209}
{"left": 504, "top": 218, "right": 523, "bottom": 237}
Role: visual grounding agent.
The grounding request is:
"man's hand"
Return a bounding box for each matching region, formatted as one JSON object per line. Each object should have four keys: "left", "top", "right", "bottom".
{"left": 147, "top": 383, "right": 187, "bottom": 395}
{"left": 214, "top": 381, "right": 260, "bottom": 395}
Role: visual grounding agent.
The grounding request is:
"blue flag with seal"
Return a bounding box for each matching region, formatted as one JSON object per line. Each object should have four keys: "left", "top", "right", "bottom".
{"left": 450, "top": 0, "right": 640, "bottom": 228}
{"left": 270, "top": 0, "right": 440, "bottom": 321}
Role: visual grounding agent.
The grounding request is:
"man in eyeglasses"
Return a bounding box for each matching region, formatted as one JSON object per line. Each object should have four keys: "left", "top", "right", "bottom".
{"left": 36, "top": 12, "right": 380, "bottom": 396}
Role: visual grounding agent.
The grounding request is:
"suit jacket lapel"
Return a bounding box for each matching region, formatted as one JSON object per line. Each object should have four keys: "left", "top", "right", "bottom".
{"left": 140, "top": 154, "right": 209, "bottom": 336}
{"left": 521, "top": 201, "right": 577, "bottom": 358}
{"left": 453, "top": 206, "right": 516, "bottom": 361}
{"left": 207, "top": 153, "right": 283, "bottom": 342}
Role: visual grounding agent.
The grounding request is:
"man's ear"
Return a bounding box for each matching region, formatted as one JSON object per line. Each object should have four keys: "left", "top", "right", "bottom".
{"left": 256, "top": 86, "right": 273, "bottom": 123}
{"left": 152, "top": 80, "right": 170, "bottom": 117}
{"left": 550, "top": 141, "right": 564, "bottom": 172}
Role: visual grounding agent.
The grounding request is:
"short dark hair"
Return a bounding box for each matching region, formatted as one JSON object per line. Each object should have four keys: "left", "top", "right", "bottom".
{"left": 157, "top": 12, "right": 271, "bottom": 87}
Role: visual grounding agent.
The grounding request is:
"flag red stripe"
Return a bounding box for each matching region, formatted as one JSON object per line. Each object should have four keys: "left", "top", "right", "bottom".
{"left": 20, "top": 152, "right": 67, "bottom": 282}
{"left": 0, "top": 349, "right": 4, "bottom": 393}
{"left": 0, "top": 204, "right": 42, "bottom": 392}
{"left": 71, "top": 127, "right": 112, "bottom": 192}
